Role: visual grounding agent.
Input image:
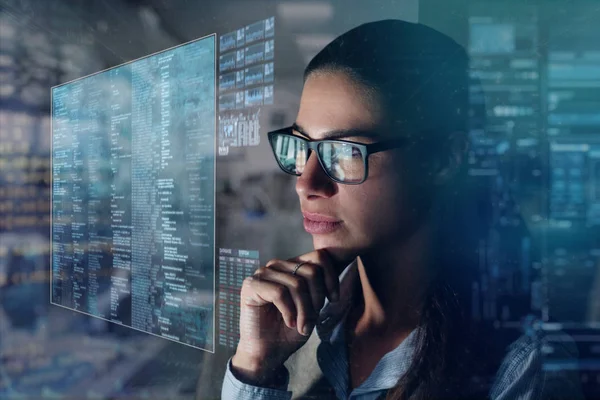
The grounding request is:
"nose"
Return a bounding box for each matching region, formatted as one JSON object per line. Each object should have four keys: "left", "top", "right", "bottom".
{"left": 295, "top": 149, "right": 337, "bottom": 199}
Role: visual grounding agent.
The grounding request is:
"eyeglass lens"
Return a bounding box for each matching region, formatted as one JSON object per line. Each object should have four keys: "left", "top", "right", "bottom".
{"left": 271, "top": 134, "right": 365, "bottom": 183}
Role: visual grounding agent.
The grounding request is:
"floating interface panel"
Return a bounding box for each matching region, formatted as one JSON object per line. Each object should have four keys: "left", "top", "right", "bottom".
{"left": 51, "top": 34, "right": 217, "bottom": 351}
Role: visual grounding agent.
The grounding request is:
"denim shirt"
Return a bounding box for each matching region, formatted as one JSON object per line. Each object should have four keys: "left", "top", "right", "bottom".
{"left": 222, "top": 260, "right": 584, "bottom": 400}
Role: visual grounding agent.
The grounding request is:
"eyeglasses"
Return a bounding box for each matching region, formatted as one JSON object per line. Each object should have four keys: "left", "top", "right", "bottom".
{"left": 267, "top": 126, "right": 409, "bottom": 184}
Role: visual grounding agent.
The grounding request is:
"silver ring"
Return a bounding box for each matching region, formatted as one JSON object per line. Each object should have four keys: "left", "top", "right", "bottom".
{"left": 292, "top": 261, "right": 309, "bottom": 275}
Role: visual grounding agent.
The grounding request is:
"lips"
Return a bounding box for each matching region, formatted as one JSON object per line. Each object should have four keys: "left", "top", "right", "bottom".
{"left": 302, "top": 212, "right": 343, "bottom": 234}
{"left": 302, "top": 212, "right": 341, "bottom": 222}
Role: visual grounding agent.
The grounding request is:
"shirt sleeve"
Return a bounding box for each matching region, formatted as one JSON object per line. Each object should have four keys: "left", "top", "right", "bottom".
{"left": 221, "top": 357, "right": 293, "bottom": 400}
{"left": 490, "top": 333, "right": 584, "bottom": 400}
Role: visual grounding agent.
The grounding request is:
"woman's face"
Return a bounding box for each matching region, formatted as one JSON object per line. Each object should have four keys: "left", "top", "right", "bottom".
{"left": 295, "top": 71, "right": 434, "bottom": 264}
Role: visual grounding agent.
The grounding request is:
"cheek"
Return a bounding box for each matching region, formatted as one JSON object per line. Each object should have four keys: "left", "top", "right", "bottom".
{"left": 344, "top": 176, "right": 406, "bottom": 235}
{"left": 348, "top": 163, "right": 427, "bottom": 241}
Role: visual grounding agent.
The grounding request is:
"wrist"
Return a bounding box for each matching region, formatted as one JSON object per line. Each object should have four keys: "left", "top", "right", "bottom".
{"left": 231, "top": 352, "right": 264, "bottom": 376}
{"left": 231, "top": 352, "right": 287, "bottom": 388}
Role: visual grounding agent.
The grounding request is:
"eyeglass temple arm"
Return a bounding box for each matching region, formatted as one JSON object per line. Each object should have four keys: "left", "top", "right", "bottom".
{"left": 366, "top": 138, "right": 408, "bottom": 154}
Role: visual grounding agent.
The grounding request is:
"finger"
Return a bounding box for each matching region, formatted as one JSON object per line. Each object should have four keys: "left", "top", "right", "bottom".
{"left": 255, "top": 265, "right": 316, "bottom": 336}
{"left": 268, "top": 261, "right": 326, "bottom": 315}
{"left": 293, "top": 249, "right": 341, "bottom": 303}
{"left": 241, "top": 275, "right": 297, "bottom": 329}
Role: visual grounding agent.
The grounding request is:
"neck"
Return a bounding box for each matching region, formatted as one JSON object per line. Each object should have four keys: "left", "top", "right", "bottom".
{"left": 351, "top": 220, "right": 436, "bottom": 336}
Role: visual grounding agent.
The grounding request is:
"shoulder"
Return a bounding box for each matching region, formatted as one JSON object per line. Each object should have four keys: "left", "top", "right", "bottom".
{"left": 489, "top": 330, "right": 584, "bottom": 400}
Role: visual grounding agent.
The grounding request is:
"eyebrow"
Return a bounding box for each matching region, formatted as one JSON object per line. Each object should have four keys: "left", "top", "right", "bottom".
{"left": 292, "top": 122, "right": 381, "bottom": 140}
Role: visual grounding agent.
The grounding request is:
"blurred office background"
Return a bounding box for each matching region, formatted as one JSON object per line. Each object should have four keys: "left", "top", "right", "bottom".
{"left": 0, "top": 0, "right": 599, "bottom": 399}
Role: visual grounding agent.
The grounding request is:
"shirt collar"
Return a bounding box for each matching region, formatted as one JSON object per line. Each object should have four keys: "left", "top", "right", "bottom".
{"left": 352, "top": 328, "right": 420, "bottom": 393}
{"left": 315, "top": 258, "right": 360, "bottom": 342}
{"left": 314, "top": 258, "right": 423, "bottom": 394}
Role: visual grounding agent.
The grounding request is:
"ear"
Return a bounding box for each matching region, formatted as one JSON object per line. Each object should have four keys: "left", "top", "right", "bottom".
{"left": 433, "top": 131, "right": 469, "bottom": 186}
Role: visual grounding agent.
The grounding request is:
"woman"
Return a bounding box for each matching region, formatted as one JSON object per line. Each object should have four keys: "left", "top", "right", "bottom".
{"left": 221, "top": 20, "right": 581, "bottom": 400}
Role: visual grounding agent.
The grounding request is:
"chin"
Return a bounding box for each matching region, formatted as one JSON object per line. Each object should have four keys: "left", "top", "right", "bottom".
{"left": 313, "top": 237, "right": 361, "bottom": 269}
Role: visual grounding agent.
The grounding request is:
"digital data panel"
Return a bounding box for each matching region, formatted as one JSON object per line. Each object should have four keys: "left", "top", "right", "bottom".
{"left": 467, "top": 4, "right": 542, "bottom": 328}
{"left": 547, "top": 22, "right": 600, "bottom": 137}
{"left": 217, "top": 16, "right": 275, "bottom": 156}
{"left": 217, "top": 248, "right": 260, "bottom": 349}
{"left": 51, "top": 34, "right": 217, "bottom": 351}
{"left": 542, "top": 6, "right": 600, "bottom": 375}
{"left": 468, "top": 2, "right": 600, "bottom": 378}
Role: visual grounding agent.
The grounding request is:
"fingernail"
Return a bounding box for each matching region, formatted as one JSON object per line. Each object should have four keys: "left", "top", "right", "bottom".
{"left": 302, "top": 324, "right": 312, "bottom": 336}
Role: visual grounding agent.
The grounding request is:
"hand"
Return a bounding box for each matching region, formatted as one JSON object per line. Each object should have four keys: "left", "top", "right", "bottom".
{"left": 231, "top": 248, "right": 341, "bottom": 385}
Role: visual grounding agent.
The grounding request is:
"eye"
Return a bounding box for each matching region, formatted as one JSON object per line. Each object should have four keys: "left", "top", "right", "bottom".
{"left": 351, "top": 147, "right": 362, "bottom": 158}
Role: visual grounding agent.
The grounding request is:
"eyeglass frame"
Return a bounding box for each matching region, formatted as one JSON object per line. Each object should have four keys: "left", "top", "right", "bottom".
{"left": 267, "top": 126, "right": 410, "bottom": 185}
